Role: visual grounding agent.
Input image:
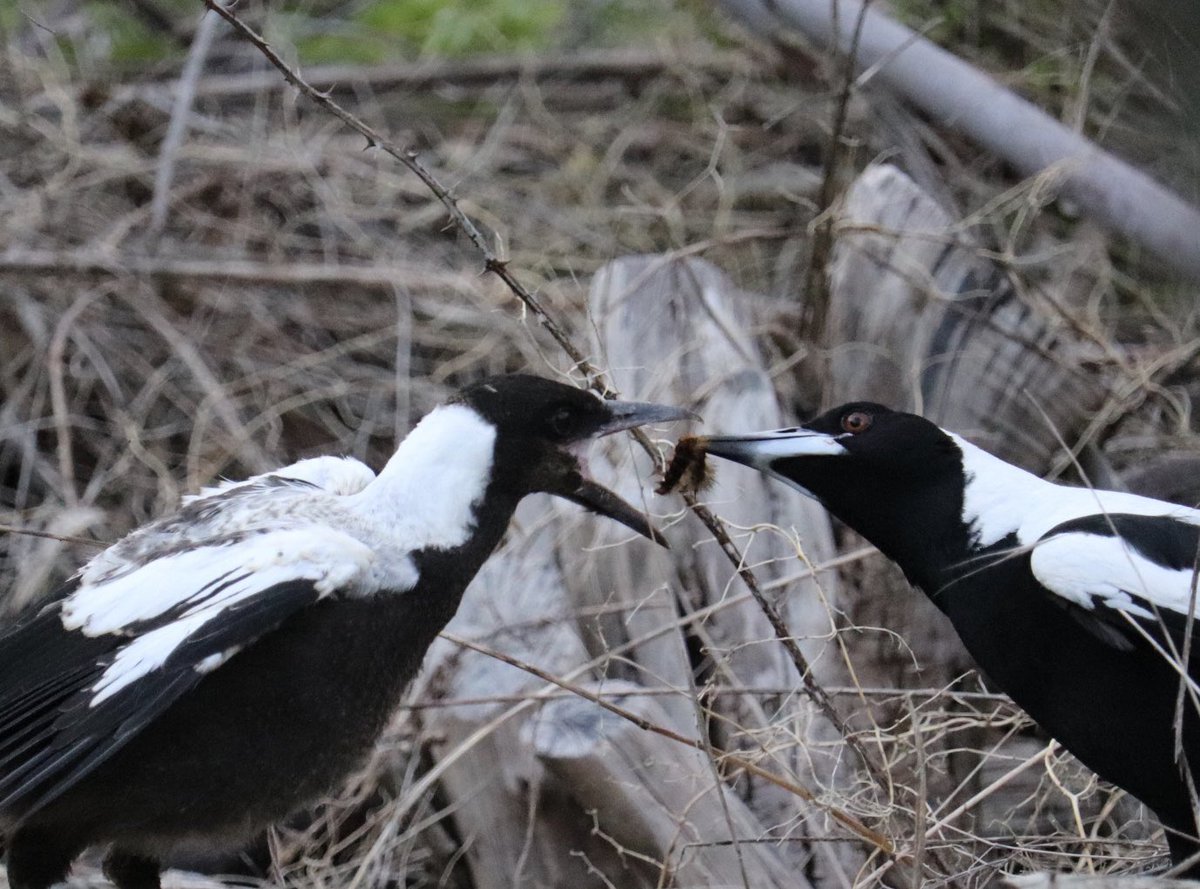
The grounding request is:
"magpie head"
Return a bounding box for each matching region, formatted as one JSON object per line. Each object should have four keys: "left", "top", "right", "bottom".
{"left": 451, "top": 375, "right": 696, "bottom": 546}
{"left": 699, "top": 402, "right": 969, "bottom": 572}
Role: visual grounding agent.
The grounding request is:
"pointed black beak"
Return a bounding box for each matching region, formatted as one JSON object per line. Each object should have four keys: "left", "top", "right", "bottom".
{"left": 560, "top": 478, "right": 669, "bottom": 546}
{"left": 552, "top": 399, "right": 697, "bottom": 547}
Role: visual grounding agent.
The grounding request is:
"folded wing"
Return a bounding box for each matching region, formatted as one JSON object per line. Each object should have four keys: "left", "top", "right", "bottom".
{"left": 0, "top": 527, "right": 385, "bottom": 814}
{"left": 1030, "top": 513, "right": 1200, "bottom": 656}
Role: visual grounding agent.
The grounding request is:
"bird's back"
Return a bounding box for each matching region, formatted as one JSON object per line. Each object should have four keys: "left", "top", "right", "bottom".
{"left": 0, "top": 469, "right": 386, "bottom": 822}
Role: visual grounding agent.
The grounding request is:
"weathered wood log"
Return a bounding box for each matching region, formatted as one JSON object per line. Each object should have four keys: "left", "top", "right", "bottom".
{"left": 416, "top": 491, "right": 819, "bottom": 888}
{"left": 581, "top": 255, "right": 861, "bottom": 884}
{"left": 828, "top": 164, "right": 1106, "bottom": 471}
{"left": 529, "top": 680, "right": 802, "bottom": 889}
{"left": 717, "top": 0, "right": 1200, "bottom": 284}
{"left": 415, "top": 502, "right": 650, "bottom": 889}
{"left": 1005, "top": 876, "right": 1200, "bottom": 888}
{"left": 823, "top": 164, "right": 1154, "bottom": 862}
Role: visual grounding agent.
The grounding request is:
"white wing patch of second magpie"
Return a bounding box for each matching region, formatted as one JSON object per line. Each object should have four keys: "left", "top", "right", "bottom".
{"left": 59, "top": 528, "right": 400, "bottom": 705}
{"left": 1031, "top": 530, "right": 1200, "bottom": 619}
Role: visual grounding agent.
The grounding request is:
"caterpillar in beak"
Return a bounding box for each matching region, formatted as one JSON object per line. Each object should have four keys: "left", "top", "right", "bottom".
{"left": 657, "top": 436, "right": 717, "bottom": 496}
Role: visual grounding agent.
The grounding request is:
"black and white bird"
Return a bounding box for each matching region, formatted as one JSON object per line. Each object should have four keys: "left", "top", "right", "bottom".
{"left": 0, "top": 374, "right": 692, "bottom": 889}
{"left": 699, "top": 403, "right": 1200, "bottom": 873}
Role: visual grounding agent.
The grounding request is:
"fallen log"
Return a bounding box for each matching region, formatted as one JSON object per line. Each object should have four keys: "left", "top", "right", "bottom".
{"left": 718, "top": 0, "right": 1200, "bottom": 284}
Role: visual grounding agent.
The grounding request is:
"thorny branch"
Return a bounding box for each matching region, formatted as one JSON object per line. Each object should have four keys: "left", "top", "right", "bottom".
{"left": 204, "top": 0, "right": 891, "bottom": 840}
{"left": 201, "top": 0, "right": 597, "bottom": 383}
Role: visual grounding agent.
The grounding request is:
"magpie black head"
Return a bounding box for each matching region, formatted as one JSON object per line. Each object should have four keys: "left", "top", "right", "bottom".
{"left": 450, "top": 374, "right": 696, "bottom": 545}
{"left": 700, "top": 402, "right": 970, "bottom": 575}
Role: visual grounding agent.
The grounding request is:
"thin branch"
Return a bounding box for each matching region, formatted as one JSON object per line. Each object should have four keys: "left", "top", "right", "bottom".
{"left": 443, "top": 632, "right": 894, "bottom": 854}
{"left": 201, "top": 0, "right": 598, "bottom": 383}
{"left": 112, "top": 48, "right": 746, "bottom": 104}
{"left": 0, "top": 249, "right": 474, "bottom": 290}
{"left": 204, "top": 0, "right": 888, "bottom": 806}
{"left": 0, "top": 524, "right": 105, "bottom": 548}
{"left": 147, "top": 3, "right": 223, "bottom": 245}
{"left": 799, "top": 0, "right": 874, "bottom": 345}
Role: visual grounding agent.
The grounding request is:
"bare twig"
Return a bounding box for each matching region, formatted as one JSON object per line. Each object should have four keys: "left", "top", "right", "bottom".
{"left": 0, "top": 524, "right": 105, "bottom": 548}
{"left": 47, "top": 292, "right": 101, "bottom": 509}
{"left": 443, "top": 632, "right": 894, "bottom": 854}
{"left": 201, "top": 0, "right": 598, "bottom": 383}
{"left": 202, "top": 0, "right": 888, "bottom": 794}
{"left": 112, "top": 48, "right": 746, "bottom": 104}
{"left": 799, "top": 0, "right": 873, "bottom": 345}
{"left": 0, "top": 250, "right": 475, "bottom": 290}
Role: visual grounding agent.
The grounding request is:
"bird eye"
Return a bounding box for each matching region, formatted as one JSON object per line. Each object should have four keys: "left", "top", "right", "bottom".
{"left": 548, "top": 407, "right": 575, "bottom": 438}
{"left": 841, "top": 411, "right": 872, "bottom": 434}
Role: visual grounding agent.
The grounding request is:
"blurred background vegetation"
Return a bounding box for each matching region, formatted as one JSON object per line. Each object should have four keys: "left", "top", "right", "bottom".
{"left": 2, "top": 1, "right": 1199, "bottom": 885}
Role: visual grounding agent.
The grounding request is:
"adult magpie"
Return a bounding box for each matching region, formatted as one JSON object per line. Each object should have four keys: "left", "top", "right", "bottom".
{"left": 695, "top": 402, "right": 1200, "bottom": 874}
{"left": 0, "top": 374, "right": 692, "bottom": 889}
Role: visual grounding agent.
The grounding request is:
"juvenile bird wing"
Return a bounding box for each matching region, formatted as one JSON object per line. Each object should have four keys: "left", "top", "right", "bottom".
{"left": 182, "top": 456, "right": 376, "bottom": 504}
{"left": 0, "top": 526, "right": 396, "bottom": 814}
{"left": 1030, "top": 513, "right": 1200, "bottom": 656}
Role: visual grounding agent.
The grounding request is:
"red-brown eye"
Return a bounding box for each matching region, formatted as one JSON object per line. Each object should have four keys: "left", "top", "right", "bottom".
{"left": 841, "top": 411, "right": 872, "bottom": 434}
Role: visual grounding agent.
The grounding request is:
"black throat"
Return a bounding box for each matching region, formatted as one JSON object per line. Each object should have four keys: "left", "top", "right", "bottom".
{"left": 782, "top": 455, "right": 977, "bottom": 597}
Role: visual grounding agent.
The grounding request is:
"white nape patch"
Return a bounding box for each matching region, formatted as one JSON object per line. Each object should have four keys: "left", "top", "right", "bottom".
{"left": 952, "top": 434, "right": 1048, "bottom": 548}
{"left": 183, "top": 456, "right": 376, "bottom": 504}
{"left": 351, "top": 403, "right": 496, "bottom": 552}
{"left": 81, "top": 528, "right": 390, "bottom": 705}
{"left": 952, "top": 433, "right": 1200, "bottom": 550}
{"left": 1031, "top": 531, "right": 1199, "bottom": 618}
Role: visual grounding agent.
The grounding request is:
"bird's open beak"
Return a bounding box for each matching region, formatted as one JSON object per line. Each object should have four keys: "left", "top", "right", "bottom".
{"left": 553, "top": 400, "right": 698, "bottom": 548}
{"left": 700, "top": 429, "right": 848, "bottom": 469}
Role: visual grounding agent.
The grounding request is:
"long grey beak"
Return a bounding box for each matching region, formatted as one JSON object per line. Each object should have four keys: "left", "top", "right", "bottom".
{"left": 596, "top": 400, "right": 701, "bottom": 437}
{"left": 700, "top": 429, "right": 848, "bottom": 469}
{"left": 696, "top": 429, "right": 847, "bottom": 503}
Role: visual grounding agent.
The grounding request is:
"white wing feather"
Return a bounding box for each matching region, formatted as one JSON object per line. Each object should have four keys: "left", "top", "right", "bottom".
{"left": 1030, "top": 531, "right": 1199, "bottom": 619}
{"left": 182, "top": 456, "right": 376, "bottom": 504}
{"left": 60, "top": 528, "right": 404, "bottom": 705}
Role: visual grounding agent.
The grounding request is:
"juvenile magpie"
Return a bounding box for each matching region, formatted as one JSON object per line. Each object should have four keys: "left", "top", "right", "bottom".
{"left": 696, "top": 403, "right": 1200, "bottom": 874}
{"left": 0, "top": 374, "right": 692, "bottom": 889}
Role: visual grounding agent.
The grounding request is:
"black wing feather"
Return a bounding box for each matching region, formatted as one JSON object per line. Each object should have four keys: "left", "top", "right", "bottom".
{"left": 0, "top": 579, "right": 322, "bottom": 815}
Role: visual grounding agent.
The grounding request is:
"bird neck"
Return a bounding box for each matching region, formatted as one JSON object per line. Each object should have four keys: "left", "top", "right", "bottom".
{"left": 844, "top": 484, "right": 975, "bottom": 595}
{"left": 950, "top": 434, "right": 1051, "bottom": 550}
{"left": 351, "top": 404, "right": 501, "bottom": 553}
{"left": 907, "top": 436, "right": 1052, "bottom": 604}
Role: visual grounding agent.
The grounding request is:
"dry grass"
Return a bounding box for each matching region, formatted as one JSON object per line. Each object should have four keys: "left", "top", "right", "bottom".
{"left": 1, "top": 1, "right": 1198, "bottom": 887}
